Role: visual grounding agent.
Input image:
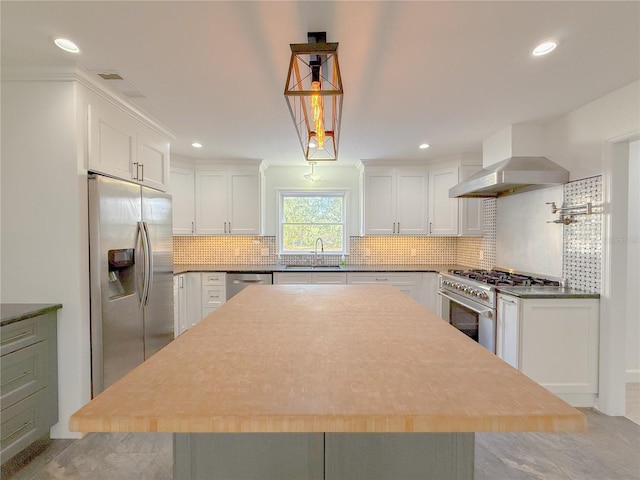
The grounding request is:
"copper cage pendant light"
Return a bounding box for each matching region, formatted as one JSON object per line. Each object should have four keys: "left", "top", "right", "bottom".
{"left": 284, "top": 32, "right": 343, "bottom": 162}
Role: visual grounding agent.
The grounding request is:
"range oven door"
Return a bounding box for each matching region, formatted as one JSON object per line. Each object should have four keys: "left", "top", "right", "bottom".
{"left": 438, "top": 289, "right": 496, "bottom": 353}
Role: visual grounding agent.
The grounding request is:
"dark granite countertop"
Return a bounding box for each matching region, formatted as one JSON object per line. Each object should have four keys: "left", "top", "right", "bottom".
{"left": 496, "top": 286, "right": 600, "bottom": 299}
{"left": 174, "top": 264, "right": 467, "bottom": 275}
{"left": 1, "top": 303, "right": 63, "bottom": 327}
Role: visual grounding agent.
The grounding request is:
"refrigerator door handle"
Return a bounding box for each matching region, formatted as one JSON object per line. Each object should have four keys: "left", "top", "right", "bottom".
{"left": 138, "top": 221, "right": 151, "bottom": 308}
{"left": 142, "top": 221, "right": 154, "bottom": 306}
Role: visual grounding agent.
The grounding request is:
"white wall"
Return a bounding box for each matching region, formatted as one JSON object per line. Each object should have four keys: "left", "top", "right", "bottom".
{"left": 627, "top": 140, "right": 640, "bottom": 381}
{"left": 263, "top": 165, "right": 361, "bottom": 237}
{"left": 545, "top": 80, "right": 640, "bottom": 180}
{"left": 1, "top": 80, "right": 92, "bottom": 438}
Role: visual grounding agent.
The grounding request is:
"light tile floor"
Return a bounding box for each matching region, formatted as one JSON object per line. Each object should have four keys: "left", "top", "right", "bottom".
{"left": 4, "top": 403, "right": 639, "bottom": 480}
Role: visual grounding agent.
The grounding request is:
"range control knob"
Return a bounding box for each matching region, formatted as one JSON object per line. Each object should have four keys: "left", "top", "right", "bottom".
{"left": 480, "top": 292, "right": 489, "bottom": 301}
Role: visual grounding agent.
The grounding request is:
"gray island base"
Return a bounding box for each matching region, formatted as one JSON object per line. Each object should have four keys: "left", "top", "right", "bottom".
{"left": 174, "top": 432, "right": 474, "bottom": 480}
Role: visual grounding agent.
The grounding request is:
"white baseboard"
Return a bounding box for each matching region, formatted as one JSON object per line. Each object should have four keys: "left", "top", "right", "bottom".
{"left": 626, "top": 369, "right": 640, "bottom": 383}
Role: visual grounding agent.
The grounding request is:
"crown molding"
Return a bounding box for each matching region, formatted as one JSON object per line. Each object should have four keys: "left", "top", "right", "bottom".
{"left": 1, "top": 62, "right": 175, "bottom": 140}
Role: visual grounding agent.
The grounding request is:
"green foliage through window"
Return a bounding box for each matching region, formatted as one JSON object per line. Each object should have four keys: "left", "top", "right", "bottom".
{"left": 279, "top": 192, "right": 347, "bottom": 253}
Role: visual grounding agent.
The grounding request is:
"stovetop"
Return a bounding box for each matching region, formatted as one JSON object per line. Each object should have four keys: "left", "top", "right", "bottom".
{"left": 448, "top": 269, "right": 561, "bottom": 287}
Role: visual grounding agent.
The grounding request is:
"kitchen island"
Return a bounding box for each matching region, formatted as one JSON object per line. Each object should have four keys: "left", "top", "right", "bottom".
{"left": 70, "top": 285, "right": 584, "bottom": 479}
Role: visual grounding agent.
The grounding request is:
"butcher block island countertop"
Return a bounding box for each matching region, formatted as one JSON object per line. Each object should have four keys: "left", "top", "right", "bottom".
{"left": 70, "top": 285, "right": 583, "bottom": 434}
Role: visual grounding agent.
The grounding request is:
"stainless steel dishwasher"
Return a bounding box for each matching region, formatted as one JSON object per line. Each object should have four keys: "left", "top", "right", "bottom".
{"left": 226, "top": 273, "right": 273, "bottom": 300}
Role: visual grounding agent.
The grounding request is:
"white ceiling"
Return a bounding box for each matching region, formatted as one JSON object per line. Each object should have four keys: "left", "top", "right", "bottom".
{"left": 2, "top": 1, "right": 638, "bottom": 166}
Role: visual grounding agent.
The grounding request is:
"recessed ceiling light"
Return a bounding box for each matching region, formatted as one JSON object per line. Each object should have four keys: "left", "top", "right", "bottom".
{"left": 419, "top": 143, "right": 430, "bottom": 149}
{"left": 54, "top": 38, "right": 80, "bottom": 54}
{"left": 532, "top": 41, "right": 557, "bottom": 56}
{"left": 192, "top": 142, "right": 203, "bottom": 148}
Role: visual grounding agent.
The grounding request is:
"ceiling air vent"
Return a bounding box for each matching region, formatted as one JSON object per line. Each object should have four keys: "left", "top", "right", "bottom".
{"left": 94, "top": 70, "right": 146, "bottom": 98}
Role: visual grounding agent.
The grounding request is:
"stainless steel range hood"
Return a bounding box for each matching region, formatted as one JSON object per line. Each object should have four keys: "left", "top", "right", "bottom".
{"left": 449, "top": 156, "right": 569, "bottom": 198}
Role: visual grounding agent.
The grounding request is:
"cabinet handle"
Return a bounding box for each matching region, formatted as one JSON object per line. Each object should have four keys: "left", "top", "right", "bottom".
{"left": 500, "top": 297, "right": 517, "bottom": 305}
{"left": 191, "top": 222, "right": 194, "bottom": 234}
{"left": 132, "top": 162, "right": 139, "bottom": 180}
{"left": 429, "top": 222, "right": 432, "bottom": 234}
{"left": 179, "top": 276, "right": 184, "bottom": 288}
{"left": 392, "top": 222, "right": 396, "bottom": 234}
{"left": 224, "top": 222, "right": 227, "bottom": 234}
{"left": 375, "top": 278, "right": 388, "bottom": 281}
{"left": 228, "top": 222, "right": 231, "bottom": 233}
{"left": 140, "top": 163, "right": 144, "bottom": 181}
{"left": 397, "top": 222, "right": 400, "bottom": 233}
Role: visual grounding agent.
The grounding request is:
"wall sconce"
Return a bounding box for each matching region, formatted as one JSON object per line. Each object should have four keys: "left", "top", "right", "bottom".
{"left": 284, "top": 32, "right": 343, "bottom": 162}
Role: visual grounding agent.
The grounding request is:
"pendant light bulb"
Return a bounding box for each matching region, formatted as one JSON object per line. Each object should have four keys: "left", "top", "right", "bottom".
{"left": 310, "top": 81, "right": 325, "bottom": 149}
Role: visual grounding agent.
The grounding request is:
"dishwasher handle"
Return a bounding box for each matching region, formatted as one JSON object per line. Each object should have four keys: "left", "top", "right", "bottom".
{"left": 232, "top": 279, "right": 266, "bottom": 284}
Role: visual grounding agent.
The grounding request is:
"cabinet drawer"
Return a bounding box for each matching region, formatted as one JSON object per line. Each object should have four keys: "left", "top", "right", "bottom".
{"left": 346, "top": 273, "right": 418, "bottom": 285}
{"left": 311, "top": 272, "right": 347, "bottom": 284}
{"left": 202, "top": 272, "right": 226, "bottom": 286}
{"left": 1, "top": 342, "right": 48, "bottom": 410}
{"left": 202, "top": 286, "right": 225, "bottom": 308}
{"left": 1, "top": 389, "right": 50, "bottom": 464}
{"left": 0, "top": 316, "right": 50, "bottom": 357}
{"left": 274, "top": 272, "right": 312, "bottom": 284}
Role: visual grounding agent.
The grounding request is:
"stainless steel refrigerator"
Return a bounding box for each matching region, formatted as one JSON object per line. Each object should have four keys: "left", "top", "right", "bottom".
{"left": 88, "top": 174, "right": 174, "bottom": 396}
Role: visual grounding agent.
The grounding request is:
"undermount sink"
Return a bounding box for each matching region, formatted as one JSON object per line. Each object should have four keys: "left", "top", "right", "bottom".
{"left": 284, "top": 264, "right": 343, "bottom": 270}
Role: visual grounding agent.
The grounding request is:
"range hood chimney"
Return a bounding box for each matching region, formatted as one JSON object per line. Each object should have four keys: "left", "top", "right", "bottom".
{"left": 449, "top": 124, "right": 569, "bottom": 198}
{"left": 449, "top": 156, "right": 569, "bottom": 198}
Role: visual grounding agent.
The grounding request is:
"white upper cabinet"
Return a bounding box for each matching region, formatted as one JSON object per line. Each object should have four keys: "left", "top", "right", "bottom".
{"left": 428, "top": 167, "right": 459, "bottom": 235}
{"left": 428, "top": 165, "right": 484, "bottom": 236}
{"left": 88, "top": 98, "right": 170, "bottom": 191}
{"left": 363, "top": 167, "right": 428, "bottom": 235}
{"left": 169, "top": 167, "right": 195, "bottom": 235}
{"left": 172, "top": 163, "right": 262, "bottom": 236}
{"left": 196, "top": 170, "right": 228, "bottom": 235}
{"left": 136, "top": 126, "right": 170, "bottom": 191}
{"left": 459, "top": 166, "right": 484, "bottom": 236}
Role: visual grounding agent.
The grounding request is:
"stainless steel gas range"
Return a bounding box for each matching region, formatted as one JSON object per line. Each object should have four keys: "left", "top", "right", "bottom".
{"left": 438, "top": 269, "right": 560, "bottom": 353}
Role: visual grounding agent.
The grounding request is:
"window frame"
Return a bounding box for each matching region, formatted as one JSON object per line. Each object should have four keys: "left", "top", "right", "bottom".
{"left": 277, "top": 189, "right": 349, "bottom": 255}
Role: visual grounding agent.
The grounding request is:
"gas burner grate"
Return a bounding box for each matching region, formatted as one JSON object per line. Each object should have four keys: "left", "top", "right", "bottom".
{"left": 448, "top": 269, "right": 560, "bottom": 287}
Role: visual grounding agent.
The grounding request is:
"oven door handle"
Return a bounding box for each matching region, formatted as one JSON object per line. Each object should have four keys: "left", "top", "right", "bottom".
{"left": 437, "top": 290, "right": 493, "bottom": 318}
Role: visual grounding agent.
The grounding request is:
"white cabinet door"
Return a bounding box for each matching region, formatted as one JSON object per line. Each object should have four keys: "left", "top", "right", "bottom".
{"left": 346, "top": 272, "right": 421, "bottom": 302}
{"left": 311, "top": 272, "right": 347, "bottom": 284}
{"left": 274, "top": 272, "right": 346, "bottom": 284}
{"left": 170, "top": 167, "right": 195, "bottom": 235}
{"left": 420, "top": 273, "right": 439, "bottom": 314}
{"left": 274, "top": 272, "right": 313, "bottom": 284}
{"left": 88, "top": 102, "right": 136, "bottom": 181}
{"left": 496, "top": 294, "right": 520, "bottom": 369}
{"left": 185, "top": 272, "right": 203, "bottom": 330}
{"left": 520, "top": 298, "right": 599, "bottom": 399}
{"left": 137, "top": 126, "right": 169, "bottom": 191}
{"left": 363, "top": 170, "right": 396, "bottom": 235}
{"left": 195, "top": 171, "right": 227, "bottom": 235}
{"left": 396, "top": 172, "right": 428, "bottom": 234}
{"left": 88, "top": 101, "right": 170, "bottom": 191}
{"left": 459, "top": 166, "right": 484, "bottom": 236}
{"left": 228, "top": 171, "right": 260, "bottom": 235}
{"left": 428, "top": 167, "right": 459, "bottom": 235}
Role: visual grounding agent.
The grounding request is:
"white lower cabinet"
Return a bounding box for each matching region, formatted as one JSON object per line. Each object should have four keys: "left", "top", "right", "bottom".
{"left": 420, "top": 272, "right": 439, "bottom": 315}
{"left": 346, "top": 272, "right": 421, "bottom": 302}
{"left": 274, "top": 272, "right": 347, "bottom": 285}
{"left": 174, "top": 272, "right": 218, "bottom": 336}
{"left": 496, "top": 293, "right": 600, "bottom": 407}
{"left": 201, "top": 272, "right": 226, "bottom": 319}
